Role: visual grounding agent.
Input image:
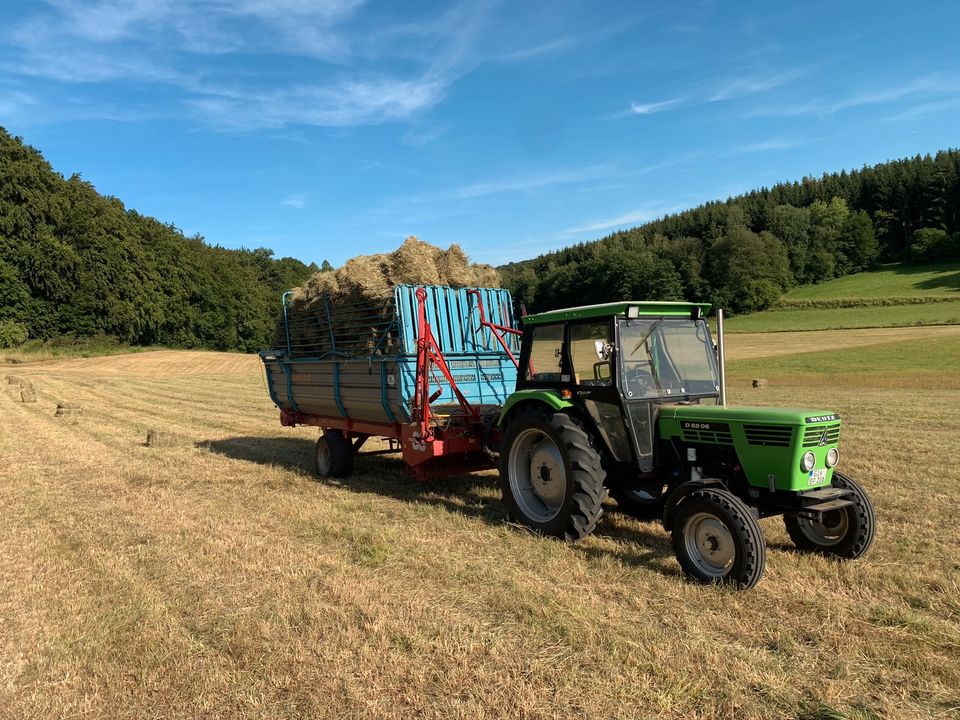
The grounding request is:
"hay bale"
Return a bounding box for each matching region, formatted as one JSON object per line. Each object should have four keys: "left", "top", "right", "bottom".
{"left": 55, "top": 403, "right": 83, "bottom": 417}
{"left": 145, "top": 429, "right": 163, "bottom": 447}
{"left": 19, "top": 383, "right": 36, "bottom": 403}
{"left": 752, "top": 379, "right": 767, "bottom": 388}
{"left": 6, "top": 375, "right": 22, "bottom": 385}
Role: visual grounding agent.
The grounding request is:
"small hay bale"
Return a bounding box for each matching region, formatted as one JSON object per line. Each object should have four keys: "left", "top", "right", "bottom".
{"left": 752, "top": 379, "right": 767, "bottom": 388}
{"left": 6, "top": 375, "right": 22, "bottom": 385}
{"left": 145, "top": 429, "right": 163, "bottom": 447}
{"left": 55, "top": 403, "right": 83, "bottom": 417}
{"left": 19, "top": 384, "right": 36, "bottom": 403}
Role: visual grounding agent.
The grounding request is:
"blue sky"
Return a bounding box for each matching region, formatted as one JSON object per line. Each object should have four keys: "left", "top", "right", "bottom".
{"left": 1, "top": 1, "right": 958, "bottom": 267}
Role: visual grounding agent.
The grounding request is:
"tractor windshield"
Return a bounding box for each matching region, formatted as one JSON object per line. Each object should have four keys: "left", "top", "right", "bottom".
{"left": 617, "top": 318, "right": 720, "bottom": 400}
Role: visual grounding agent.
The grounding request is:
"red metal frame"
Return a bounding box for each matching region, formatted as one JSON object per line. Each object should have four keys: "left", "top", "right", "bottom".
{"left": 466, "top": 288, "right": 522, "bottom": 369}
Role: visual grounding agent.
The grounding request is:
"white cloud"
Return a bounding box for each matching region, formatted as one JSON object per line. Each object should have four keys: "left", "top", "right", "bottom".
{"left": 282, "top": 193, "right": 307, "bottom": 209}
{"left": 630, "top": 98, "right": 683, "bottom": 115}
{"left": 561, "top": 205, "right": 680, "bottom": 237}
{"left": 721, "top": 137, "right": 799, "bottom": 156}
{"left": 708, "top": 69, "right": 805, "bottom": 102}
{"left": 3, "top": 0, "right": 574, "bottom": 131}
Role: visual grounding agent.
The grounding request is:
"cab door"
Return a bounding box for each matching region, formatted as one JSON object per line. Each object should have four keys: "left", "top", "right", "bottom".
{"left": 614, "top": 317, "right": 658, "bottom": 473}
{"left": 565, "top": 320, "right": 634, "bottom": 467}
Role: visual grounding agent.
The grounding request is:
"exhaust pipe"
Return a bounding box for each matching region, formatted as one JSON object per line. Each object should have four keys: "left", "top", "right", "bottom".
{"left": 716, "top": 308, "right": 727, "bottom": 406}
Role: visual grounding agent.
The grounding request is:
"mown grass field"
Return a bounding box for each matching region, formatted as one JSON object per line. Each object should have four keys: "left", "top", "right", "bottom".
{"left": 2, "top": 333, "right": 959, "bottom": 720}
{"left": 726, "top": 262, "right": 960, "bottom": 333}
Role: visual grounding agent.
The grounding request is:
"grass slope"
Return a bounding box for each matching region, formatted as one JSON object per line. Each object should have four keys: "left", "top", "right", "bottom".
{"left": 781, "top": 262, "right": 960, "bottom": 301}
{"left": 1, "top": 335, "right": 958, "bottom": 719}
{"left": 727, "top": 262, "right": 960, "bottom": 333}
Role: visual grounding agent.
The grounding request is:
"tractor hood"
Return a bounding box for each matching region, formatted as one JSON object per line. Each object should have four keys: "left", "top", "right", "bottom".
{"left": 659, "top": 404, "right": 840, "bottom": 426}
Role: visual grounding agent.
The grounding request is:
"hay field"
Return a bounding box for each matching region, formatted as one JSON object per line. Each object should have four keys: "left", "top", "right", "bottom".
{"left": 2, "top": 331, "right": 959, "bottom": 719}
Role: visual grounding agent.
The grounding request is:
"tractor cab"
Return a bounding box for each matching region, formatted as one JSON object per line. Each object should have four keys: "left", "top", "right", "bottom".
{"left": 513, "top": 301, "right": 717, "bottom": 475}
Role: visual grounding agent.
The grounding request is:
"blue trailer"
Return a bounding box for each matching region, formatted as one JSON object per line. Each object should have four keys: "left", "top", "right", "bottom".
{"left": 260, "top": 284, "right": 521, "bottom": 478}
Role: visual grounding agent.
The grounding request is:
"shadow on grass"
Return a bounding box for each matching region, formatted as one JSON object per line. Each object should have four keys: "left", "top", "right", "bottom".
{"left": 201, "top": 435, "right": 678, "bottom": 577}
{"left": 891, "top": 261, "right": 960, "bottom": 293}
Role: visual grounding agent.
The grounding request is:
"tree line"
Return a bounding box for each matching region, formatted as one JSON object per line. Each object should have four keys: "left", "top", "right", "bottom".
{"left": 0, "top": 127, "right": 319, "bottom": 350}
{"left": 500, "top": 150, "right": 960, "bottom": 314}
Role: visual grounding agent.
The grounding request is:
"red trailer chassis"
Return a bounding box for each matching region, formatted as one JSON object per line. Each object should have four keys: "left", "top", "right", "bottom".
{"left": 279, "top": 288, "right": 521, "bottom": 480}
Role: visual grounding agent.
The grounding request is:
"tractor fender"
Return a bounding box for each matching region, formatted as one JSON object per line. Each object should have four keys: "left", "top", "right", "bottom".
{"left": 661, "top": 477, "right": 726, "bottom": 531}
{"left": 497, "top": 390, "right": 573, "bottom": 428}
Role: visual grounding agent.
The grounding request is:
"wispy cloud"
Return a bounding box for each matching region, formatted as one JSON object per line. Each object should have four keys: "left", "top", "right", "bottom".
{"left": 1, "top": 0, "right": 591, "bottom": 132}
{"left": 630, "top": 98, "right": 683, "bottom": 115}
{"left": 560, "top": 204, "right": 681, "bottom": 237}
{"left": 624, "top": 68, "right": 805, "bottom": 118}
{"left": 748, "top": 72, "right": 960, "bottom": 118}
{"left": 708, "top": 68, "right": 806, "bottom": 102}
{"left": 721, "top": 137, "right": 799, "bottom": 156}
{"left": 282, "top": 193, "right": 307, "bottom": 209}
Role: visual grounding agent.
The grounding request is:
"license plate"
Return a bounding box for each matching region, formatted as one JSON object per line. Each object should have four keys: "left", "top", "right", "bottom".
{"left": 808, "top": 469, "right": 827, "bottom": 485}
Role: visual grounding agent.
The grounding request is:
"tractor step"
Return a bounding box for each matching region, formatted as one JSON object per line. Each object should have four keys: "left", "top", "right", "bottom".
{"left": 800, "top": 486, "right": 852, "bottom": 502}
{"left": 802, "top": 497, "right": 855, "bottom": 514}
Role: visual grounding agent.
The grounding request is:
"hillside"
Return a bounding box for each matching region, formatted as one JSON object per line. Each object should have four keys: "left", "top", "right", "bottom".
{"left": 501, "top": 151, "right": 960, "bottom": 315}
{"left": 0, "top": 127, "right": 318, "bottom": 352}
{"left": 725, "top": 261, "right": 960, "bottom": 332}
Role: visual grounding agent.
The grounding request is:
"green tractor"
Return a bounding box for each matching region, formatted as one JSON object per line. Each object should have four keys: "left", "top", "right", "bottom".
{"left": 497, "top": 301, "right": 876, "bottom": 589}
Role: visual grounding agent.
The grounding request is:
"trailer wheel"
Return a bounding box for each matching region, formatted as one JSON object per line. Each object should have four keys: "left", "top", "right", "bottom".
{"left": 784, "top": 471, "right": 876, "bottom": 559}
{"left": 500, "top": 407, "right": 607, "bottom": 542}
{"left": 609, "top": 477, "right": 668, "bottom": 521}
{"left": 315, "top": 431, "right": 354, "bottom": 478}
{"left": 672, "top": 488, "right": 766, "bottom": 590}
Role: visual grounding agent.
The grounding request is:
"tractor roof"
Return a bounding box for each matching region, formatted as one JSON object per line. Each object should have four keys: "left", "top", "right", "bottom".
{"left": 522, "top": 301, "right": 712, "bottom": 326}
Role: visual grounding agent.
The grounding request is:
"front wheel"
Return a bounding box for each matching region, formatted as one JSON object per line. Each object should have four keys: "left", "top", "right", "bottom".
{"left": 672, "top": 488, "right": 766, "bottom": 590}
{"left": 784, "top": 471, "right": 876, "bottom": 559}
{"left": 499, "top": 407, "right": 607, "bottom": 542}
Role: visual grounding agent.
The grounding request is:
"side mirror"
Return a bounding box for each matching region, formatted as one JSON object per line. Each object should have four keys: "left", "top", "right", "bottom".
{"left": 594, "top": 340, "right": 614, "bottom": 361}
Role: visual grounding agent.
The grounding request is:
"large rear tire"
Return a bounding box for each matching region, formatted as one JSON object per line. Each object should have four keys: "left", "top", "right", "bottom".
{"left": 784, "top": 471, "right": 875, "bottom": 559}
{"left": 315, "top": 430, "right": 354, "bottom": 478}
{"left": 671, "top": 488, "right": 766, "bottom": 590}
{"left": 499, "top": 406, "right": 607, "bottom": 541}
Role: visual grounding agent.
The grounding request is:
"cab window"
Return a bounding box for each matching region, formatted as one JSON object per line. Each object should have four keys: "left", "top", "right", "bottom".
{"left": 568, "top": 321, "right": 612, "bottom": 386}
{"left": 525, "top": 324, "right": 564, "bottom": 382}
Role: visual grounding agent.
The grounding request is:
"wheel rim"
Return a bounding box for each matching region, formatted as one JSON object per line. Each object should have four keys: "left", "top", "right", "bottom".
{"left": 316, "top": 440, "right": 332, "bottom": 475}
{"left": 507, "top": 427, "right": 567, "bottom": 522}
{"left": 798, "top": 509, "right": 849, "bottom": 547}
{"left": 683, "top": 512, "right": 736, "bottom": 578}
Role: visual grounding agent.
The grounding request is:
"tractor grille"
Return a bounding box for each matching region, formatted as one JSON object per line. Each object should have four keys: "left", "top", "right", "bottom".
{"left": 743, "top": 424, "right": 793, "bottom": 447}
{"left": 802, "top": 423, "right": 841, "bottom": 447}
{"left": 682, "top": 427, "right": 733, "bottom": 445}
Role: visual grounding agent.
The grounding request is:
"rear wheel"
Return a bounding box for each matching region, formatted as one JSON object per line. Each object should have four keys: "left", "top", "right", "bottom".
{"left": 500, "top": 407, "right": 606, "bottom": 541}
{"left": 784, "top": 472, "right": 875, "bottom": 559}
{"left": 315, "top": 430, "right": 354, "bottom": 478}
{"left": 672, "top": 488, "right": 766, "bottom": 590}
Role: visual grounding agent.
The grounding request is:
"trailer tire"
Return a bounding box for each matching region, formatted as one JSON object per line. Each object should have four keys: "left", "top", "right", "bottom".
{"left": 315, "top": 431, "right": 354, "bottom": 479}
{"left": 784, "top": 471, "right": 875, "bottom": 559}
{"left": 672, "top": 488, "right": 766, "bottom": 590}
{"left": 500, "top": 406, "right": 607, "bottom": 542}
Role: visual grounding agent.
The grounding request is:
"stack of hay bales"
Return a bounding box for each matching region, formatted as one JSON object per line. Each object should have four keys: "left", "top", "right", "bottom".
{"left": 278, "top": 237, "right": 500, "bottom": 355}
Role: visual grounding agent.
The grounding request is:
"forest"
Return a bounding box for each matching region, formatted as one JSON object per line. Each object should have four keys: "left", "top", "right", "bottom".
{"left": 2, "top": 125, "right": 959, "bottom": 352}
{"left": 0, "top": 127, "right": 318, "bottom": 351}
{"left": 500, "top": 150, "right": 960, "bottom": 314}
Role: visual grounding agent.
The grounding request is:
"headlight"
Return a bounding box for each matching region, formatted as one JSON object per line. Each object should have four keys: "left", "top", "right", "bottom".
{"left": 826, "top": 448, "right": 839, "bottom": 467}
{"left": 801, "top": 451, "right": 816, "bottom": 472}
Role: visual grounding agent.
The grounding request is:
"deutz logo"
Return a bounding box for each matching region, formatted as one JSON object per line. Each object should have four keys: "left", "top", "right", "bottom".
{"left": 818, "top": 428, "right": 829, "bottom": 446}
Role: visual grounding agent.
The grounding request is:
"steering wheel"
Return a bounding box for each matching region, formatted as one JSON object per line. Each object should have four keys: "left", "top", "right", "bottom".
{"left": 625, "top": 364, "right": 655, "bottom": 396}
